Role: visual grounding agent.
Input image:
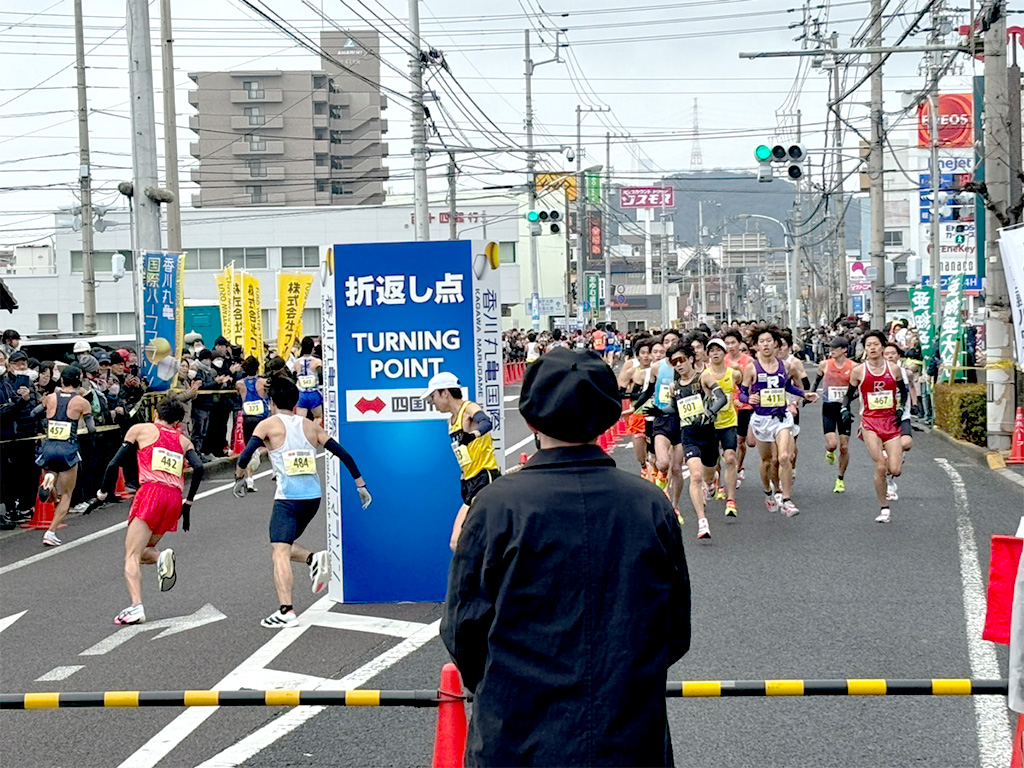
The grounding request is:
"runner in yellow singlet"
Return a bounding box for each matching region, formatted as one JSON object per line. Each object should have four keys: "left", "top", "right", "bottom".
{"left": 705, "top": 338, "right": 741, "bottom": 518}
{"left": 423, "top": 372, "right": 501, "bottom": 551}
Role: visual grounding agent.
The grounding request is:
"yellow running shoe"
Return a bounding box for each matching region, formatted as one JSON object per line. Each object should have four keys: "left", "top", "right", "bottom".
{"left": 724, "top": 500, "right": 738, "bottom": 518}
{"left": 674, "top": 508, "right": 684, "bottom": 526}
{"left": 833, "top": 477, "right": 845, "bottom": 493}
{"left": 654, "top": 472, "right": 668, "bottom": 491}
{"left": 825, "top": 449, "right": 835, "bottom": 465}
{"left": 714, "top": 486, "right": 727, "bottom": 501}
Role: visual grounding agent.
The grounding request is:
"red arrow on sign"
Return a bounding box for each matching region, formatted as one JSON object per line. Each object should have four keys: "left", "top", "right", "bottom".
{"left": 355, "top": 397, "right": 386, "bottom": 414}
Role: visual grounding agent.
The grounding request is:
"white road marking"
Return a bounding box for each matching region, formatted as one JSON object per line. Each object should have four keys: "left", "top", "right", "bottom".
{"left": 504, "top": 434, "right": 535, "bottom": 456}
{"left": 934, "top": 458, "right": 1012, "bottom": 768}
{"left": 503, "top": 394, "right": 518, "bottom": 402}
{"left": 0, "top": 610, "right": 27, "bottom": 634}
{"left": 79, "top": 604, "right": 226, "bottom": 657}
{"left": 304, "top": 611, "right": 428, "bottom": 638}
{"left": 0, "top": 456, "right": 320, "bottom": 577}
{"left": 995, "top": 467, "right": 1024, "bottom": 489}
{"left": 194, "top": 619, "right": 442, "bottom": 768}
{"left": 35, "top": 665, "right": 84, "bottom": 682}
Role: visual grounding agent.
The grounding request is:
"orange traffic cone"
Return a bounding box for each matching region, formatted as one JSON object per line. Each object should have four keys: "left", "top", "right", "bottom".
{"left": 431, "top": 663, "right": 467, "bottom": 768}
{"left": 519, "top": 452, "right": 528, "bottom": 465}
{"left": 115, "top": 468, "right": 134, "bottom": 500}
{"left": 21, "top": 472, "right": 67, "bottom": 531}
{"left": 1008, "top": 407, "right": 1024, "bottom": 465}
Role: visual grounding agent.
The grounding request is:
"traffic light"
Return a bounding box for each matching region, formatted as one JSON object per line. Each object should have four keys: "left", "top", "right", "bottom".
{"left": 953, "top": 190, "right": 975, "bottom": 221}
{"left": 526, "top": 209, "right": 562, "bottom": 235}
{"left": 782, "top": 143, "right": 806, "bottom": 180}
{"left": 754, "top": 145, "right": 773, "bottom": 183}
{"left": 936, "top": 191, "right": 953, "bottom": 220}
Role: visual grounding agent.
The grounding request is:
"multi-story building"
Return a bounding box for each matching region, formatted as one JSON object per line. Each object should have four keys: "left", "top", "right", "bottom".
{"left": 188, "top": 30, "right": 388, "bottom": 208}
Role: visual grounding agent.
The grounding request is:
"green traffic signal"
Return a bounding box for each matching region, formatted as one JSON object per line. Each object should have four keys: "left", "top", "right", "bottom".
{"left": 755, "top": 145, "right": 772, "bottom": 162}
{"left": 527, "top": 210, "right": 540, "bottom": 222}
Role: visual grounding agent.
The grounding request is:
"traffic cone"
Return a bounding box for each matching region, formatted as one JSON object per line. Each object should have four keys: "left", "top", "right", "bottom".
{"left": 431, "top": 663, "right": 467, "bottom": 768}
{"left": 1011, "top": 713, "right": 1023, "bottom": 768}
{"left": 115, "top": 468, "right": 133, "bottom": 500}
{"left": 1007, "top": 407, "right": 1024, "bottom": 465}
{"left": 231, "top": 411, "right": 245, "bottom": 455}
{"left": 519, "top": 452, "right": 528, "bottom": 465}
{"left": 21, "top": 472, "right": 67, "bottom": 531}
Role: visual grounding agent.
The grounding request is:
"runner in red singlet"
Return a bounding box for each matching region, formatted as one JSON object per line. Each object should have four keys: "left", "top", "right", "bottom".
{"left": 723, "top": 330, "right": 752, "bottom": 486}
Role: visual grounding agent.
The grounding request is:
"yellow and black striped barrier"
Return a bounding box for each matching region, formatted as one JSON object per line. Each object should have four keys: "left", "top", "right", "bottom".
{"left": 0, "top": 678, "right": 1007, "bottom": 710}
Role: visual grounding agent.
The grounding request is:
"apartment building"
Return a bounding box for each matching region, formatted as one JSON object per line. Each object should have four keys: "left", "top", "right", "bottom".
{"left": 188, "top": 30, "right": 388, "bottom": 207}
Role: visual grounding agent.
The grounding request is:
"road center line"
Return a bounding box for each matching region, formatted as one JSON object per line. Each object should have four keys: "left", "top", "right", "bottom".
{"left": 934, "top": 458, "right": 1011, "bottom": 768}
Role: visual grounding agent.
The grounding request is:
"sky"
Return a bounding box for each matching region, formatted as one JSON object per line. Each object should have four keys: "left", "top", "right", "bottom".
{"left": 0, "top": 0, "right": 984, "bottom": 248}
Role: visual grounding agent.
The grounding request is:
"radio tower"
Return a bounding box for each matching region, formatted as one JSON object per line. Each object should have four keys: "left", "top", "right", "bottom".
{"left": 690, "top": 97, "right": 704, "bottom": 171}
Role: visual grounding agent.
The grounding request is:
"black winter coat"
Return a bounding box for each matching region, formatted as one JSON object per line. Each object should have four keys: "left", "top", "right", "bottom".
{"left": 441, "top": 445, "right": 691, "bottom": 767}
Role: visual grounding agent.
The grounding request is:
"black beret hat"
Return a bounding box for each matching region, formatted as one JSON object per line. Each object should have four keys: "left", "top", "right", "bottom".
{"left": 8, "top": 350, "right": 28, "bottom": 363}
{"left": 519, "top": 348, "right": 622, "bottom": 443}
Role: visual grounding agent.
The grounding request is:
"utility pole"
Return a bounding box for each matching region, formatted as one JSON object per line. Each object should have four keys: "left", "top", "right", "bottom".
{"left": 159, "top": 0, "right": 181, "bottom": 253}
{"left": 447, "top": 152, "right": 457, "bottom": 240}
{"left": 983, "top": 0, "right": 1013, "bottom": 451}
{"left": 127, "top": 0, "right": 162, "bottom": 255}
{"left": 927, "top": 11, "right": 944, "bottom": 331}
{"left": 74, "top": 0, "right": 96, "bottom": 334}
{"left": 525, "top": 30, "right": 540, "bottom": 330}
{"left": 603, "top": 131, "right": 628, "bottom": 323}
{"left": 661, "top": 206, "right": 671, "bottom": 329}
{"left": 791, "top": 111, "right": 803, "bottom": 329}
{"left": 409, "top": 0, "right": 429, "bottom": 242}
{"left": 698, "top": 201, "right": 707, "bottom": 319}
{"left": 868, "top": 0, "right": 886, "bottom": 328}
{"left": 831, "top": 33, "right": 848, "bottom": 317}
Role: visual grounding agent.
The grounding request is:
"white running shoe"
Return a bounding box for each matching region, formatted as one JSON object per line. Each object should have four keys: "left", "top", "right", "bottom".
{"left": 737, "top": 468, "right": 744, "bottom": 488}
{"left": 886, "top": 477, "right": 898, "bottom": 501}
{"left": 157, "top": 549, "right": 177, "bottom": 592}
{"left": 697, "top": 517, "right": 711, "bottom": 540}
{"left": 309, "top": 550, "right": 331, "bottom": 594}
{"left": 782, "top": 499, "right": 800, "bottom": 517}
{"left": 875, "top": 508, "right": 891, "bottom": 523}
{"left": 114, "top": 604, "right": 146, "bottom": 625}
{"left": 245, "top": 477, "right": 257, "bottom": 493}
{"left": 250, "top": 450, "right": 261, "bottom": 472}
{"left": 42, "top": 531, "right": 62, "bottom": 547}
{"left": 765, "top": 493, "right": 780, "bottom": 514}
{"left": 261, "top": 609, "right": 298, "bottom": 628}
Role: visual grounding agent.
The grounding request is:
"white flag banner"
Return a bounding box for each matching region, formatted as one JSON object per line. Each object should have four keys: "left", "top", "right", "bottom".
{"left": 997, "top": 226, "right": 1024, "bottom": 369}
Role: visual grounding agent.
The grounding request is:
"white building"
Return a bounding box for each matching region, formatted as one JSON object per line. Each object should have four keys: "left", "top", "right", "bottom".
{"left": 3, "top": 195, "right": 532, "bottom": 346}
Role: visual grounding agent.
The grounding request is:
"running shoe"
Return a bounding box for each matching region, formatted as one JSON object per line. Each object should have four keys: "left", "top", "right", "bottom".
{"left": 654, "top": 472, "right": 668, "bottom": 491}
{"left": 697, "top": 517, "right": 711, "bottom": 540}
{"left": 833, "top": 478, "right": 845, "bottom": 494}
{"left": 886, "top": 477, "right": 898, "bottom": 501}
{"left": 673, "top": 508, "right": 685, "bottom": 527}
{"left": 309, "top": 550, "right": 331, "bottom": 594}
{"left": 782, "top": 499, "right": 800, "bottom": 517}
{"left": 765, "top": 493, "right": 780, "bottom": 514}
{"left": 261, "top": 609, "right": 298, "bottom": 629}
{"left": 825, "top": 449, "right": 835, "bottom": 465}
{"left": 724, "top": 500, "right": 738, "bottom": 519}
{"left": 157, "top": 549, "right": 177, "bottom": 592}
{"left": 245, "top": 477, "right": 257, "bottom": 493}
{"left": 702, "top": 483, "right": 712, "bottom": 502}
{"left": 37, "top": 473, "right": 55, "bottom": 503}
{"left": 250, "top": 450, "right": 261, "bottom": 473}
{"left": 714, "top": 486, "right": 727, "bottom": 501}
{"left": 114, "top": 604, "right": 146, "bottom": 625}
{"left": 875, "top": 508, "right": 891, "bottom": 524}
{"left": 42, "top": 530, "right": 62, "bottom": 547}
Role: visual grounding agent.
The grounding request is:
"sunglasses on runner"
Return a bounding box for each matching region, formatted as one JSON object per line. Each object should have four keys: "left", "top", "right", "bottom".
{"left": 670, "top": 356, "right": 686, "bottom": 365}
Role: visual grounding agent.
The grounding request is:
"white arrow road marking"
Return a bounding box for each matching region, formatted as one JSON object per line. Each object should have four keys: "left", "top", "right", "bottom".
{"left": 36, "top": 665, "right": 85, "bottom": 682}
{"left": 935, "top": 458, "right": 1011, "bottom": 768}
{"left": 0, "top": 610, "right": 27, "bottom": 635}
{"left": 79, "top": 604, "right": 226, "bottom": 657}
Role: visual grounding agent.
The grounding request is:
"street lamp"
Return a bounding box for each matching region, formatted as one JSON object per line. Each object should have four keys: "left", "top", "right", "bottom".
{"left": 737, "top": 213, "right": 797, "bottom": 328}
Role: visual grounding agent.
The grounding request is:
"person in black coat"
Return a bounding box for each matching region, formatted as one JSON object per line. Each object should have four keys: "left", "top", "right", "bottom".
{"left": 441, "top": 348, "right": 691, "bottom": 767}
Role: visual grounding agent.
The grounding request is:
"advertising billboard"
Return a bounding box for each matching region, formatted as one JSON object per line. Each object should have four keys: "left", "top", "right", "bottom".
{"left": 917, "top": 93, "right": 974, "bottom": 148}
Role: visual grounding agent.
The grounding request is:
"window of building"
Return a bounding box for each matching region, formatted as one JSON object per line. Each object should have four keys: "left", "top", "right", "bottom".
{"left": 38, "top": 313, "right": 58, "bottom": 331}
{"left": 329, "top": 130, "right": 343, "bottom": 144}
{"left": 313, "top": 75, "right": 327, "bottom": 89}
{"left": 313, "top": 101, "right": 327, "bottom": 115}
{"left": 316, "top": 180, "right": 328, "bottom": 193}
{"left": 314, "top": 128, "right": 328, "bottom": 141}
{"left": 281, "top": 246, "right": 319, "bottom": 268}
{"left": 70, "top": 250, "right": 133, "bottom": 274}
{"left": 223, "top": 246, "right": 267, "bottom": 269}
{"left": 331, "top": 181, "right": 345, "bottom": 195}
{"left": 244, "top": 106, "right": 264, "bottom": 126}
{"left": 242, "top": 80, "right": 264, "bottom": 99}
{"left": 314, "top": 154, "right": 327, "bottom": 167}
{"left": 245, "top": 185, "right": 267, "bottom": 204}
{"left": 302, "top": 307, "right": 321, "bottom": 334}
{"left": 329, "top": 104, "right": 343, "bottom": 119}
{"left": 883, "top": 230, "right": 904, "bottom": 248}
{"left": 199, "top": 248, "right": 221, "bottom": 270}
{"left": 71, "top": 312, "right": 135, "bottom": 335}
{"left": 330, "top": 156, "right": 344, "bottom": 170}
{"left": 246, "top": 158, "right": 267, "bottom": 178}
{"left": 247, "top": 133, "right": 266, "bottom": 151}
{"left": 499, "top": 241, "right": 516, "bottom": 264}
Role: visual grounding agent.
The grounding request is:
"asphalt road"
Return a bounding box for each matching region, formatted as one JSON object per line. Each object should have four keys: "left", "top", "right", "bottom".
{"left": 1, "top": 387, "right": 1022, "bottom": 768}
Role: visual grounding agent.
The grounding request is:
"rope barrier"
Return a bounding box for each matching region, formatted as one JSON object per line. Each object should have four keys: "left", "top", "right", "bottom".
{"left": 0, "top": 678, "right": 1007, "bottom": 709}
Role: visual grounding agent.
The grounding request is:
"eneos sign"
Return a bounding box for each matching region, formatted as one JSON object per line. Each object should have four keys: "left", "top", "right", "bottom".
{"left": 917, "top": 93, "right": 973, "bottom": 148}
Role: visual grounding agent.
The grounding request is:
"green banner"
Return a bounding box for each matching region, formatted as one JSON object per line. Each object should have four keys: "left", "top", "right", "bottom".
{"left": 586, "top": 173, "right": 602, "bottom": 205}
{"left": 586, "top": 273, "right": 600, "bottom": 318}
{"left": 937, "top": 273, "right": 965, "bottom": 383}
{"left": 908, "top": 285, "right": 935, "bottom": 362}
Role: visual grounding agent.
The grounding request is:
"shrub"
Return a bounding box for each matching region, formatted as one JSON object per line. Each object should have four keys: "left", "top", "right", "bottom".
{"left": 934, "top": 382, "right": 987, "bottom": 446}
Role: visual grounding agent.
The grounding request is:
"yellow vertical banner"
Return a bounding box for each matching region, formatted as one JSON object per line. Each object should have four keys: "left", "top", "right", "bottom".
{"left": 229, "top": 265, "right": 245, "bottom": 347}
{"left": 276, "top": 272, "right": 314, "bottom": 359}
{"left": 242, "top": 271, "right": 263, "bottom": 366}
{"left": 215, "top": 263, "right": 233, "bottom": 341}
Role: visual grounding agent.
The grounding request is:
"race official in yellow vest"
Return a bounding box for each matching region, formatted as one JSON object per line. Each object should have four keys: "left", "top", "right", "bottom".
{"left": 423, "top": 372, "right": 501, "bottom": 552}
